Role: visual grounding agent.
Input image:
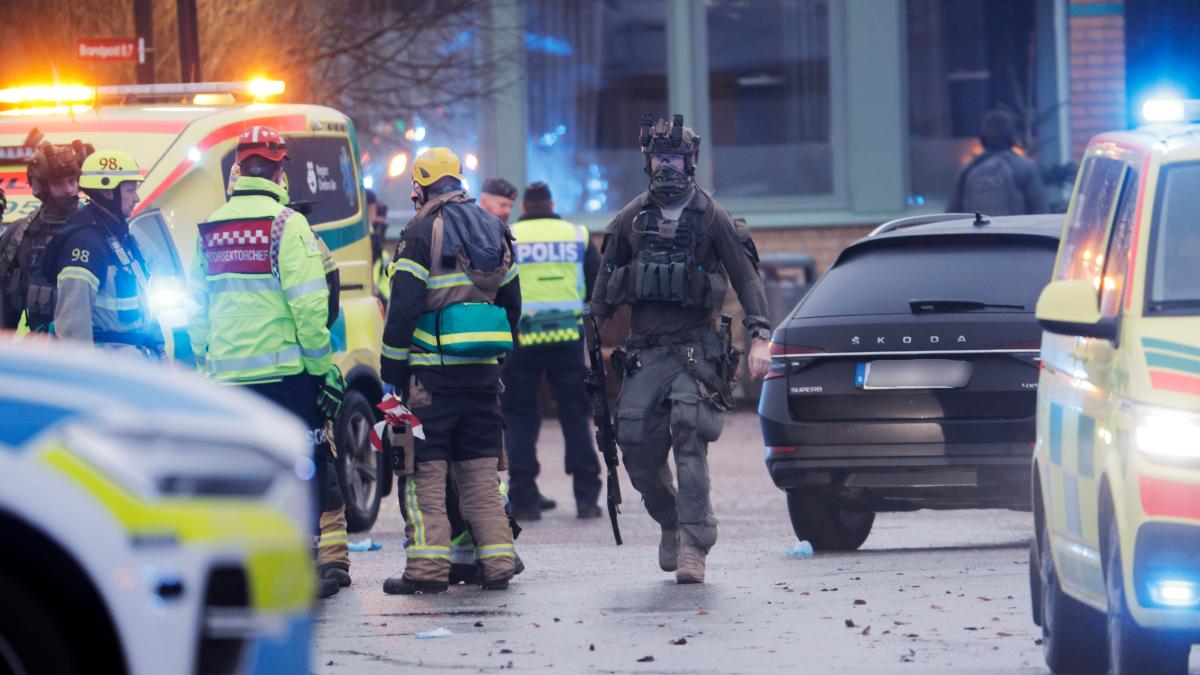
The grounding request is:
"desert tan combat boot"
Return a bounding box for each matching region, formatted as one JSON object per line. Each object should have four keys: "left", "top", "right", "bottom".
{"left": 659, "top": 528, "right": 679, "bottom": 572}
{"left": 675, "top": 530, "right": 706, "bottom": 584}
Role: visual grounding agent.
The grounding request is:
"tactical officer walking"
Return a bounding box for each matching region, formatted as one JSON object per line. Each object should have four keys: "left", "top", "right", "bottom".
{"left": 502, "top": 181, "right": 603, "bottom": 521}
{"left": 381, "top": 147, "right": 520, "bottom": 594}
{"left": 187, "top": 127, "right": 350, "bottom": 599}
{"left": 0, "top": 140, "right": 92, "bottom": 332}
{"left": 589, "top": 115, "right": 772, "bottom": 584}
{"left": 45, "top": 150, "right": 164, "bottom": 356}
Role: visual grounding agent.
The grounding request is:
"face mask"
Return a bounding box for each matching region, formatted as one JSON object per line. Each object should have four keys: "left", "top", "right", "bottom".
{"left": 649, "top": 163, "right": 691, "bottom": 207}
{"left": 43, "top": 194, "right": 79, "bottom": 220}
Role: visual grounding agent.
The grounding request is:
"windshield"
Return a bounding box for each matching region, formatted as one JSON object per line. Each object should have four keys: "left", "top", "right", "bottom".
{"left": 795, "top": 237, "right": 1057, "bottom": 318}
{"left": 1148, "top": 162, "right": 1200, "bottom": 314}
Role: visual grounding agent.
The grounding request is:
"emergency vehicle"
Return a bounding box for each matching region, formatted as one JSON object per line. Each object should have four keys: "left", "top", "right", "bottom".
{"left": 0, "top": 81, "right": 390, "bottom": 531}
{"left": 1031, "top": 98, "right": 1200, "bottom": 674}
{"left": 0, "top": 339, "right": 313, "bottom": 674}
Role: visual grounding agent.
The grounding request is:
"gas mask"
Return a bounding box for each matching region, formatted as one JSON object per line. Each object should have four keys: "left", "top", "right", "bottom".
{"left": 649, "top": 163, "right": 692, "bottom": 207}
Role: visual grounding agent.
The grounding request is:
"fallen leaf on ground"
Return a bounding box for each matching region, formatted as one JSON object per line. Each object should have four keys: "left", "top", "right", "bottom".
{"left": 500, "top": 649, "right": 513, "bottom": 654}
{"left": 553, "top": 618, "right": 561, "bottom": 623}
{"left": 696, "top": 611, "right": 709, "bottom": 616}
{"left": 930, "top": 604, "right": 943, "bottom": 610}
{"left": 853, "top": 599, "right": 867, "bottom": 605}
{"left": 861, "top": 626, "right": 871, "bottom": 636}
{"left": 637, "top": 655, "right": 655, "bottom": 663}
{"left": 474, "top": 622, "right": 484, "bottom": 627}
{"left": 845, "top": 619, "right": 857, "bottom": 628}
{"left": 978, "top": 596, "right": 992, "bottom": 601}
{"left": 532, "top": 623, "right": 541, "bottom": 628}
{"left": 671, "top": 638, "right": 688, "bottom": 645}
{"left": 996, "top": 631, "right": 1012, "bottom": 637}
{"left": 589, "top": 644, "right": 596, "bottom": 651}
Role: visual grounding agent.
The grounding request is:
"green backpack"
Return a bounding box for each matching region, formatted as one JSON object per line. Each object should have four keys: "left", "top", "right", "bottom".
{"left": 413, "top": 302, "right": 513, "bottom": 357}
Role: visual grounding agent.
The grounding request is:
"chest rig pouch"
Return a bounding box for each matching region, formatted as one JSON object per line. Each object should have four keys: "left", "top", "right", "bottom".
{"left": 1, "top": 214, "right": 59, "bottom": 331}
{"left": 626, "top": 206, "right": 726, "bottom": 310}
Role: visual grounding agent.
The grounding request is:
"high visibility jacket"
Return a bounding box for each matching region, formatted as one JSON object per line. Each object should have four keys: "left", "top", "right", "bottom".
{"left": 509, "top": 216, "right": 588, "bottom": 346}
{"left": 188, "top": 176, "right": 332, "bottom": 383}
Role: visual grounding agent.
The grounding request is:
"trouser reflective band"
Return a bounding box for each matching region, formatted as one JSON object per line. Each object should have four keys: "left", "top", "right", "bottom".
{"left": 407, "top": 546, "right": 452, "bottom": 560}
{"left": 450, "top": 531, "right": 476, "bottom": 565}
{"left": 476, "top": 543, "right": 516, "bottom": 559}
{"left": 317, "top": 530, "right": 347, "bottom": 548}
{"left": 405, "top": 473, "right": 451, "bottom": 560}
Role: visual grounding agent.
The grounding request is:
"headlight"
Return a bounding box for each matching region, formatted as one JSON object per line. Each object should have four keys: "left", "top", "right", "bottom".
{"left": 62, "top": 423, "right": 292, "bottom": 500}
{"left": 1136, "top": 406, "right": 1200, "bottom": 459}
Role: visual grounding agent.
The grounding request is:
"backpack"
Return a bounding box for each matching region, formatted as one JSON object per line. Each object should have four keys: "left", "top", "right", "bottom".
{"left": 959, "top": 152, "right": 1025, "bottom": 216}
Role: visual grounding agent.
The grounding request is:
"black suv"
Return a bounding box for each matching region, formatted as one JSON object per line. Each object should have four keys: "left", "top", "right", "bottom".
{"left": 758, "top": 213, "right": 1061, "bottom": 550}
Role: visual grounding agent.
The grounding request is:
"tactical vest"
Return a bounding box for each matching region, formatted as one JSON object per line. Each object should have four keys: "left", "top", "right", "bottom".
{"left": 0, "top": 209, "right": 64, "bottom": 331}
{"left": 509, "top": 216, "right": 587, "bottom": 346}
{"left": 411, "top": 193, "right": 515, "bottom": 361}
{"left": 605, "top": 194, "right": 727, "bottom": 312}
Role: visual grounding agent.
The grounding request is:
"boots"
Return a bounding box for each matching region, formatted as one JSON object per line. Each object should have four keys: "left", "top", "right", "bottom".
{"left": 316, "top": 576, "right": 340, "bottom": 599}
{"left": 383, "top": 576, "right": 449, "bottom": 595}
{"left": 320, "top": 563, "right": 352, "bottom": 588}
{"left": 676, "top": 530, "right": 706, "bottom": 584}
{"left": 659, "top": 528, "right": 679, "bottom": 572}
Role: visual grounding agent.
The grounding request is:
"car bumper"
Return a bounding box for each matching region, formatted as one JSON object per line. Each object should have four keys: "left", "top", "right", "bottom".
{"left": 1124, "top": 469, "right": 1200, "bottom": 631}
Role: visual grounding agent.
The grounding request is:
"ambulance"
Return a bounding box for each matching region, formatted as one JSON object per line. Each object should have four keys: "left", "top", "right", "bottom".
{"left": 1031, "top": 98, "right": 1200, "bottom": 674}
{"left": 0, "top": 339, "right": 313, "bottom": 674}
{"left": 0, "top": 81, "right": 389, "bottom": 532}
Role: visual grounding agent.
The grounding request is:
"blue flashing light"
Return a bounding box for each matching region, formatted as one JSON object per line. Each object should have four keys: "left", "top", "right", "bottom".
{"left": 363, "top": 175, "right": 374, "bottom": 190}
{"left": 1150, "top": 579, "right": 1199, "bottom": 607}
{"left": 1143, "top": 98, "right": 1186, "bottom": 123}
{"left": 524, "top": 33, "right": 573, "bottom": 56}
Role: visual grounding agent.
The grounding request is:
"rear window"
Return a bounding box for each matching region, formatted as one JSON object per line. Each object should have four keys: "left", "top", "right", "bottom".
{"left": 222, "top": 135, "right": 360, "bottom": 226}
{"left": 795, "top": 237, "right": 1058, "bottom": 318}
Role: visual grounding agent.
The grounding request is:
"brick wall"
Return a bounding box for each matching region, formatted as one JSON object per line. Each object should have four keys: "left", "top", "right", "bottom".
{"left": 1068, "top": 0, "right": 1127, "bottom": 158}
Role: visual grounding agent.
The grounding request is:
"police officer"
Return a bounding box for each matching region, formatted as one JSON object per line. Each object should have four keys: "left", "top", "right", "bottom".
{"left": 187, "top": 126, "right": 350, "bottom": 599}
{"left": 45, "top": 150, "right": 163, "bottom": 356}
{"left": 502, "top": 181, "right": 603, "bottom": 521}
{"left": 0, "top": 140, "right": 92, "bottom": 332}
{"left": 478, "top": 177, "right": 517, "bottom": 225}
{"left": 381, "top": 147, "right": 520, "bottom": 594}
{"left": 589, "top": 114, "right": 772, "bottom": 584}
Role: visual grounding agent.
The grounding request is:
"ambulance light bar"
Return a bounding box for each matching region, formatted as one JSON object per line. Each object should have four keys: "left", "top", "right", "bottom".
{"left": 0, "top": 79, "right": 285, "bottom": 106}
{"left": 1142, "top": 98, "right": 1200, "bottom": 124}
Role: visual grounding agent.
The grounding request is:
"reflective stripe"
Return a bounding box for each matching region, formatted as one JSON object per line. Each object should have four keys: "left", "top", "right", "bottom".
{"left": 318, "top": 530, "right": 348, "bottom": 548}
{"left": 476, "top": 543, "right": 516, "bottom": 559}
{"left": 301, "top": 343, "right": 331, "bottom": 360}
{"left": 501, "top": 263, "right": 519, "bottom": 286}
{"left": 389, "top": 259, "right": 429, "bottom": 283}
{"left": 412, "top": 327, "right": 512, "bottom": 346}
{"left": 207, "top": 346, "right": 301, "bottom": 373}
{"left": 208, "top": 277, "right": 280, "bottom": 293}
{"left": 94, "top": 293, "right": 141, "bottom": 311}
{"left": 519, "top": 326, "right": 582, "bottom": 346}
{"left": 406, "top": 477, "right": 426, "bottom": 548}
{"left": 406, "top": 546, "right": 452, "bottom": 560}
{"left": 382, "top": 344, "right": 410, "bottom": 361}
{"left": 57, "top": 266, "right": 99, "bottom": 292}
{"left": 322, "top": 258, "right": 338, "bottom": 274}
{"left": 427, "top": 272, "right": 472, "bottom": 289}
{"left": 283, "top": 277, "right": 328, "bottom": 301}
{"left": 521, "top": 300, "right": 581, "bottom": 313}
{"left": 410, "top": 353, "right": 499, "bottom": 366}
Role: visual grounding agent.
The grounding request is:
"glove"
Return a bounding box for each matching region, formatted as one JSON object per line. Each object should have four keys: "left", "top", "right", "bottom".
{"left": 317, "top": 366, "right": 346, "bottom": 422}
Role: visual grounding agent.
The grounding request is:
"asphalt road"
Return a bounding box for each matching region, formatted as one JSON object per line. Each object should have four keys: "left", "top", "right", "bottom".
{"left": 313, "top": 411, "right": 1047, "bottom": 674}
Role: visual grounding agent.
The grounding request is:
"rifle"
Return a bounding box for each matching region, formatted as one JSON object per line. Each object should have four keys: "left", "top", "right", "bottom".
{"left": 583, "top": 311, "right": 623, "bottom": 545}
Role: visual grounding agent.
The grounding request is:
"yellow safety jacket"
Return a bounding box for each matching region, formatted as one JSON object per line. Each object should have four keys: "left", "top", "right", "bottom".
{"left": 188, "top": 176, "right": 332, "bottom": 383}
{"left": 509, "top": 216, "right": 588, "bottom": 346}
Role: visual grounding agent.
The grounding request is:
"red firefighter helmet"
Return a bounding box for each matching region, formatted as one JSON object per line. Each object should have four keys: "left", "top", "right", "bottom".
{"left": 235, "top": 126, "right": 288, "bottom": 163}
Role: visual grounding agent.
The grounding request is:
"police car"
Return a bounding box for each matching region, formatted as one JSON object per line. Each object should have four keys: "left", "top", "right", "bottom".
{"left": 0, "top": 339, "right": 313, "bottom": 674}
{"left": 0, "top": 81, "right": 389, "bottom": 531}
{"left": 1031, "top": 98, "right": 1200, "bottom": 674}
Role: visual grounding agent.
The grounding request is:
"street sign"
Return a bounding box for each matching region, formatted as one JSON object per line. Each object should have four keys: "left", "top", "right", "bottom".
{"left": 76, "top": 38, "right": 142, "bottom": 63}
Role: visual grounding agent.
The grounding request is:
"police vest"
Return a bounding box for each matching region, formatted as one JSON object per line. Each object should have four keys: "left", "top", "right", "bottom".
{"left": 409, "top": 193, "right": 515, "bottom": 361}
{"left": 509, "top": 216, "right": 587, "bottom": 346}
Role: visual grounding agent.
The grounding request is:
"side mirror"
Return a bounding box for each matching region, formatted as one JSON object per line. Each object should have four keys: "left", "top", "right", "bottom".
{"left": 1035, "top": 279, "right": 1118, "bottom": 341}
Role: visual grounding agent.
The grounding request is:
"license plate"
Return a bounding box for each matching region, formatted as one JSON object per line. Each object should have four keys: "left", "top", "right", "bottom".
{"left": 855, "top": 359, "right": 972, "bottom": 390}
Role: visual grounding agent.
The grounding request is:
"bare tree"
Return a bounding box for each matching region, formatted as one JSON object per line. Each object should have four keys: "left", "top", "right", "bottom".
{"left": 0, "top": 0, "right": 519, "bottom": 133}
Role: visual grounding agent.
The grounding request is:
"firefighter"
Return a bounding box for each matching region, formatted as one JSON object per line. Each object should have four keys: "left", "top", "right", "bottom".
{"left": 44, "top": 149, "right": 163, "bottom": 356}
{"left": 589, "top": 114, "right": 772, "bottom": 584}
{"left": 502, "top": 181, "right": 603, "bottom": 521}
{"left": 0, "top": 140, "right": 92, "bottom": 332}
{"left": 187, "top": 126, "right": 350, "bottom": 599}
{"left": 381, "top": 147, "right": 520, "bottom": 594}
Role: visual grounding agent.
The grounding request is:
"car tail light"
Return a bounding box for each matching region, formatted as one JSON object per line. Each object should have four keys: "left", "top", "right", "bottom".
{"left": 765, "top": 342, "right": 824, "bottom": 380}
{"left": 767, "top": 445, "right": 797, "bottom": 455}
{"left": 1003, "top": 341, "right": 1041, "bottom": 367}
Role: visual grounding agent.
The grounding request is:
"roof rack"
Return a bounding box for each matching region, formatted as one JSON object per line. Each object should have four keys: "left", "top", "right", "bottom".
{"left": 868, "top": 212, "right": 979, "bottom": 238}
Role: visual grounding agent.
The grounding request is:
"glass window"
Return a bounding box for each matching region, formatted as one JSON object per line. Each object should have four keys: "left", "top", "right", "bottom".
{"left": 706, "top": 0, "right": 833, "bottom": 197}
{"left": 906, "top": 0, "right": 1036, "bottom": 205}
{"left": 796, "top": 239, "right": 1057, "bottom": 318}
{"left": 1148, "top": 163, "right": 1200, "bottom": 313}
{"left": 1055, "top": 157, "right": 1126, "bottom": 285}
{"left": 524, "top": 0, "right": 667, "bottom": 216}
{"left": 129, "top": 211, "right": 183, "bottom": 279}
{"left": 1099, "top": 171, "right": 1138, "bottom": 318}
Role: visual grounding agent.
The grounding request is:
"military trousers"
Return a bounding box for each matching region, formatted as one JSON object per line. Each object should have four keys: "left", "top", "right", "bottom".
{"left": 242, "top": 374, "right": 349, "bottom": 571}
{"left": 614, "top": 335, "right": 726, "bottom": 552}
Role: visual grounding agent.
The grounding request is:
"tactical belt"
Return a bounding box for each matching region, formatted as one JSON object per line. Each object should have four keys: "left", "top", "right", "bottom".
{"left": 624, "top": 330, "right": 709, "bottom": 350}
{"left": 625, "top": 330, "right": 735, "bottom": 412}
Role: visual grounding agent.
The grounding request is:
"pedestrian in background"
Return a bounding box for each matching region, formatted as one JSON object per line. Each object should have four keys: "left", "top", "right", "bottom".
{"left": 947, "top": 109, "right": 1048, "bottom": 216}
{"left": 502, "top": 181, "right": 603, "bottom": 522}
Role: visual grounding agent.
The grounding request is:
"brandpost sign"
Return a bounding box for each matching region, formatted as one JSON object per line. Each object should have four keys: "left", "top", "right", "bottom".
{"left": 76, "top": 38, "right": 144, "bottom": 63}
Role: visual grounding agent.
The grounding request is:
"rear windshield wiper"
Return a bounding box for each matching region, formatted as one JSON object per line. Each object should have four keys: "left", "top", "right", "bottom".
{"left": 909, "top": 298, "right": 1025, "bottom": 314}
